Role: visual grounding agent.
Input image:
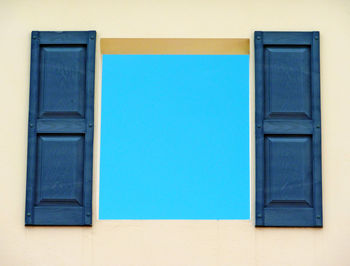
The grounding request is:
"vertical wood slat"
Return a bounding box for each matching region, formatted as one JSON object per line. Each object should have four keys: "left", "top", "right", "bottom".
{"left": 255, "top": 31, "right": 265, "bottom": 226}
{"left": 25, "top": 31, "right": 40, "bottom": 225}
{"left": 83, "top": 31, "right": 96, "bottom": 225}
{"left": 311, "top": 31, "right": 323, "bottom": 227}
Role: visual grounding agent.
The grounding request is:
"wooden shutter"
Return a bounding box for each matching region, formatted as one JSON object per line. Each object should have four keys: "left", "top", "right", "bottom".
{"left": 255, "top": 31, "right": 322, "bottom": 227}
{"left": 25, "top": 31, "right": 96, "bottom": 225}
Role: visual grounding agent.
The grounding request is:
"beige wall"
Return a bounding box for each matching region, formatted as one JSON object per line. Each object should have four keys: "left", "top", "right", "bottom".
{"left": 1, "top": 0, "right": 350, "bottom": 265}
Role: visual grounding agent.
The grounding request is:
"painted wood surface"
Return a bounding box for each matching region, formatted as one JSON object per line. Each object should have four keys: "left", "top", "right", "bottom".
{"left": 25, "top": 31, "right": 96, "bottom": 225}
{"left": 255, "top": 31, "right": 322, "bottom": 227}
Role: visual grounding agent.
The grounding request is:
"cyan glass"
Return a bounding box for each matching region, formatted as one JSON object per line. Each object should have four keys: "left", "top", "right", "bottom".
{"left": 100, "top": 55, "right": 249, "bottom": 219}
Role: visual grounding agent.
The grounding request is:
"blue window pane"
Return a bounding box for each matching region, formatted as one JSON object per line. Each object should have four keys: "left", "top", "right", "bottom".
{"left": 100, "top": 55, "right": 250, "bottom": 219}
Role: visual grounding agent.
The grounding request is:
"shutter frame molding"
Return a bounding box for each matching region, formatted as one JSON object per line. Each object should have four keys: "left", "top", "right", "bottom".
{"left": 25, "top": 31, "right": 96, "bottom": 225}
{"left": 255, "top": 31, "right": 322, "bottom": 227}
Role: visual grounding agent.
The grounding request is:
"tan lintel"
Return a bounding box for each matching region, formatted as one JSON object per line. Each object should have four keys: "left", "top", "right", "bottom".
{"left": 100, "top": 38, "right": 249, "bottom": 55}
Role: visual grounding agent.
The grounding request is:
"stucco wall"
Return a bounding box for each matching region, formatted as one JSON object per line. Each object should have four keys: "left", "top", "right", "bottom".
{"left": 1, "top": 0, "right": 350, "bottom": 265}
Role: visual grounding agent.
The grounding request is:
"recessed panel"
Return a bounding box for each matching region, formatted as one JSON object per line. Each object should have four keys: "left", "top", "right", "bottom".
{"left": 264, "top": 46, "right": 311, "bottom": 119}
{"left": 264, "top": 136, "right": 312, "bottom": 207}
{"left": 39, "top": 46, "right": 86, "bottom": 118}
{"left": 35, "top": 135, "right": 84, "bottom": 205}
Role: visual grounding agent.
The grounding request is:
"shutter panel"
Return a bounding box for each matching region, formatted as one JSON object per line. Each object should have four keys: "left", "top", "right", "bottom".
{"left": 25, "top": 31, "right": 96, "bottom": 225}
{"left": 255, "top": 31, "right": 322, "bottom": 227}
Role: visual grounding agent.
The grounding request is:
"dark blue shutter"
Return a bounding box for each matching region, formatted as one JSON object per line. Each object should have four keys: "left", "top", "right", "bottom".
{"left": 25, "top": 31, "right": 96, "bottom": 225}
{"left": 255, "top": 31, "right": 322, "bottom": 227}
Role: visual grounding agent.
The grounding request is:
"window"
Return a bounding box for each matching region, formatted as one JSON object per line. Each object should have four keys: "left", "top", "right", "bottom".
{"left": 99, "top": 39, "right": 250, "bottom": 219}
